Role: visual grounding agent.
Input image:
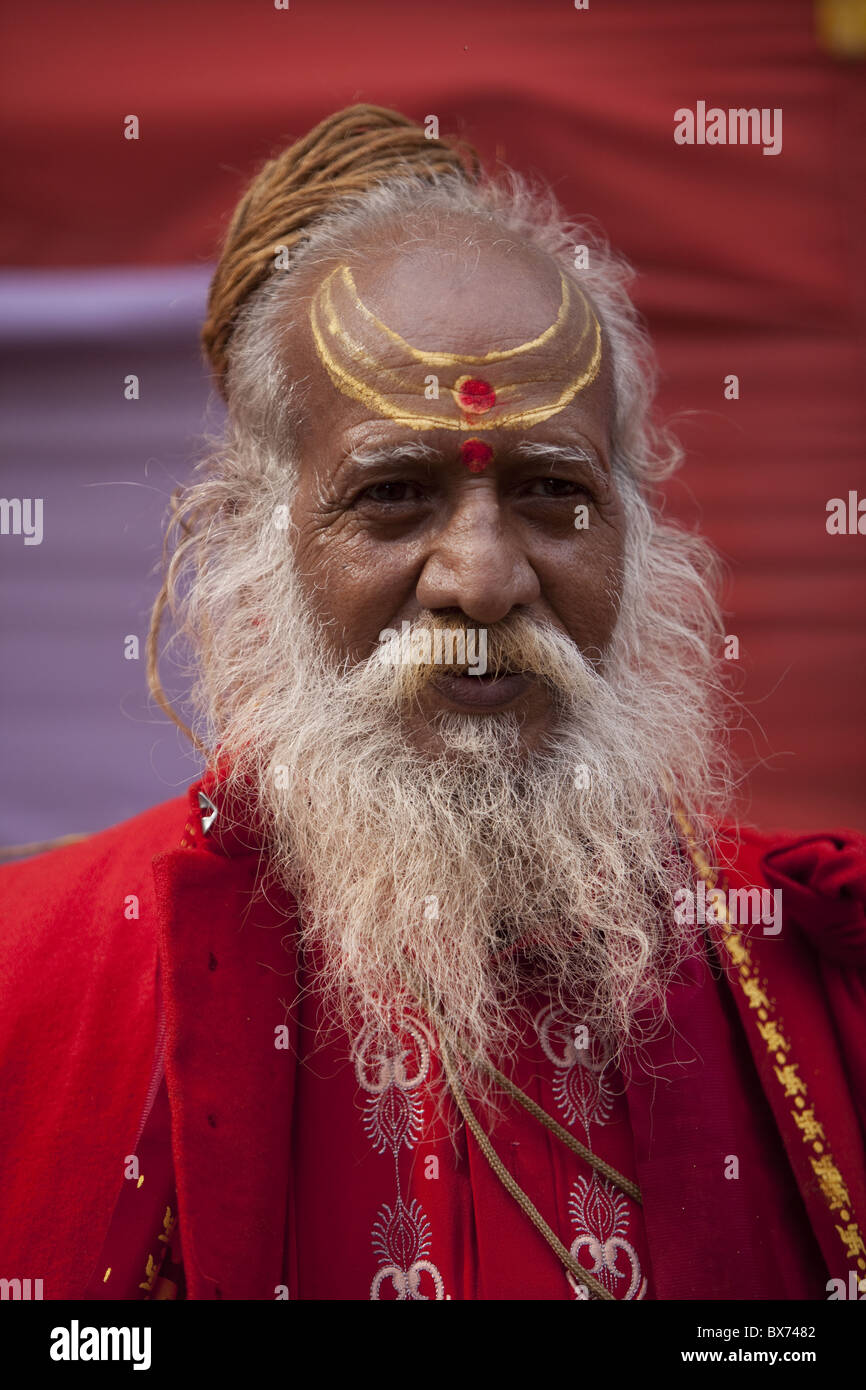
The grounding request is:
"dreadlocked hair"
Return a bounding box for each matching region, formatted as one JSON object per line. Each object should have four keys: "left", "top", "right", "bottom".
{"left": 201, "top": 103, "right": 481, "bottom": 393}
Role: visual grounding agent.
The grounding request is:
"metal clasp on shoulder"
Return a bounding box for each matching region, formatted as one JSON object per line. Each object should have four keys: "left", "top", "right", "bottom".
{"left": 197, "top": 790, "right": 218, "bottom": 837}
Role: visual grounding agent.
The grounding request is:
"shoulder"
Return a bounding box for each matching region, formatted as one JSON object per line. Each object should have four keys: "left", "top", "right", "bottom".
{"left": 715, "top": 820, "right": 866, "bottom": 967}
{"left": 0, "top": 792, "right": 192, "bottom": 998}
{"left": 0, "top": 791, "right": 191, "bottom": 881}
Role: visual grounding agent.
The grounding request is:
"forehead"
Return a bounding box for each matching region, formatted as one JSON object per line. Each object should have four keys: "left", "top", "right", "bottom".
{"left": 287, "top": 223, "right": 614, "bottom": 451}
{"left": 351, "top": 234, "right": 568, "bottom": 355}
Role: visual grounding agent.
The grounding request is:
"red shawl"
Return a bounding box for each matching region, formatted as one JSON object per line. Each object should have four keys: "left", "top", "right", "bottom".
{"left": 0, "top": 773, "right": 863, "bottom": 1299}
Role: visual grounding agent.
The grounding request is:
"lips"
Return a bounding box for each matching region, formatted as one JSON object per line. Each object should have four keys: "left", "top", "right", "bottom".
{"left": 430, "top": 671, "right": 531, "bottom": 710}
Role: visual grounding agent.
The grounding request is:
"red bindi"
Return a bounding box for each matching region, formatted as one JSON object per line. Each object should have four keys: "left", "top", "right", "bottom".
{"left": 456, "top": 377, "right": 496, "bottom": 415}
{"left": 460, "top": 438, "right": 494, "bottom": 472}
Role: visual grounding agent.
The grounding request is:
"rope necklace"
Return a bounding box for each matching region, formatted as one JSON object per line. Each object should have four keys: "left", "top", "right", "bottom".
{"left": 447, "top": 1029, "right": 642, "bottom": 1203}
{"left": 438, "top": 1034, "right": 623, "bottom": 1300}
{"left": 404, "top": 969, "right": 642, "bottom": 1300}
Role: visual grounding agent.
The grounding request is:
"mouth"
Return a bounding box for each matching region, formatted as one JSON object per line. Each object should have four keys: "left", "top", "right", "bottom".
{"left": 429, "top": 670, "right": 531, "bottom": 710}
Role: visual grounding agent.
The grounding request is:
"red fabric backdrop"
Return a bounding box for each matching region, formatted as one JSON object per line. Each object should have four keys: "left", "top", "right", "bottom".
{"left": 1, "top": 0, "right": 863, "bottom": 830}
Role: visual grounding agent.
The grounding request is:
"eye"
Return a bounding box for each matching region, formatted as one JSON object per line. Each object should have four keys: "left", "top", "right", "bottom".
{"left": 525, "top": 477, "right": 588, "bottom": 499}
{"left": 357, "top": 480, "right": 423, "bottom": 505}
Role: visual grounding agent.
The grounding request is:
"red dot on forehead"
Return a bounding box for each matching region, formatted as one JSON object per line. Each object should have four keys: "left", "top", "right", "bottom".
{"left": 457, "top": 377, "right": 496, "bottom": 415}
{"left": 460, "top": 438, "right": 494, "bottom": 472}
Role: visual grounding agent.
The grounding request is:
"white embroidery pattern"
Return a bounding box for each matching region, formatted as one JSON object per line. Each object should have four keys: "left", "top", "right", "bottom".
{"left": 536, "top": 1003, "right": 614, "bottom": 1131}
{"left": 534, "top": 1005, "right": 646, "bottom": 1301}
{"left": 354, "top": 1016, "right": 446, "bottom": 1301}
{"left": 567, "top": 1173, "right": 647, "bottom": 1301}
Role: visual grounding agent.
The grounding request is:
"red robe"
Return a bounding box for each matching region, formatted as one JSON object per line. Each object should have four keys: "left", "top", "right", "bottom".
{"left": 0, "top": 771, "right": 864, "bottom": 1300}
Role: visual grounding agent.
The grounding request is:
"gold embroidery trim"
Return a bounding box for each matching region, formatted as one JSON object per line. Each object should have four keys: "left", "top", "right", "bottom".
{"left": 179, "top": 813, "right": 197, "bottom": 850}
{"left": 674, "top": 808, "right": 865, "bottom": 1275}
{"left": 138, "top": 1204, "right": 177, "bottom": 1296}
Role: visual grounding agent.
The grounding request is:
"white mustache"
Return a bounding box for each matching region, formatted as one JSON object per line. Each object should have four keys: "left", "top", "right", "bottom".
{"left": 356, "top": 612, "right": 601, "bottom": 707}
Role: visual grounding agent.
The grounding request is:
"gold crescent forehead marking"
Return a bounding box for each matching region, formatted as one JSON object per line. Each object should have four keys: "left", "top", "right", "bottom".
{"left": 339, "top": 264, "right": 571, "bottom": 366}
{"left": 309, "top": 262, "right": 603, "bottom": 431}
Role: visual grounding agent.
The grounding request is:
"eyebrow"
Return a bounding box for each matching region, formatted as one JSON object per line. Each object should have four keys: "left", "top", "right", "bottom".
{"left": 340, "top": 438, "right": 608, "bottom": 487}
{"left": 512, "top": 440, "right": 608, "bottom": 489}
{"left": 342, "top": 440, "right": 441, "bottom": 473}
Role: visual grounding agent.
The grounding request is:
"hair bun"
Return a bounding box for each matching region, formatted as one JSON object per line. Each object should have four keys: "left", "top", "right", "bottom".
{"left": 202, "top": 104, "right": 481, "bottom": 394}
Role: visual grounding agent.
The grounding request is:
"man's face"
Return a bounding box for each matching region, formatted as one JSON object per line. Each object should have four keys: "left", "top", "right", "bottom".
{"left": 285, "top": 227, "right": 625, "bottom": 754}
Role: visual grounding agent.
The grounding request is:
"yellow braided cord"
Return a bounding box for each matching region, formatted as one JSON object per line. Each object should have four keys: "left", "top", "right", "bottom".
{"left": 438, "top": 1035, "right": 614, "bottom": 1301}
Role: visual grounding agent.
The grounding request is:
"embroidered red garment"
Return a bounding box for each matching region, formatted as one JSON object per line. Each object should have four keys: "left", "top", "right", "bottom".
{"left": 92, "top": 925, "right": 827, "bottom": 1302}
{"left": 288, "top": 955, "right": 652, "bottom": 1301}
{"left": 285, "top": 931, "right": 827, "bottom": 1299}
{"left": 0, "top": 773, "right": 863, "bottom": 1300}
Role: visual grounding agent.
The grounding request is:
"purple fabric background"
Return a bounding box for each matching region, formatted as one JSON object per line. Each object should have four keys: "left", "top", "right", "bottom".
{"left": 0, "top": 270, "right": 215, "bottom": 844}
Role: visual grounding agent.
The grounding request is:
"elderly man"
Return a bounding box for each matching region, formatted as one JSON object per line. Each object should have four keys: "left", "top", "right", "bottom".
{"left": 1, "top": 105, "right": 864, "bottom": 1303}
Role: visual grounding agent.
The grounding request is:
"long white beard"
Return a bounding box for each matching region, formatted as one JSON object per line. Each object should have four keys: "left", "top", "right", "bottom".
{"left": 205, "top": 510, "right": 728, "bottom": 1085}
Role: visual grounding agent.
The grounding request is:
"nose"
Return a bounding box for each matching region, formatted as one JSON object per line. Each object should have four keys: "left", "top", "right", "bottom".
{"left": 414, "top": 485, "right": 540, "bottom": 624}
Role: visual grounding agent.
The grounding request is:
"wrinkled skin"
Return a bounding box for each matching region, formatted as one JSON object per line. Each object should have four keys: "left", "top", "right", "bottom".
{"left": 284, "top": 223, "right": 626, "bottom": 754}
